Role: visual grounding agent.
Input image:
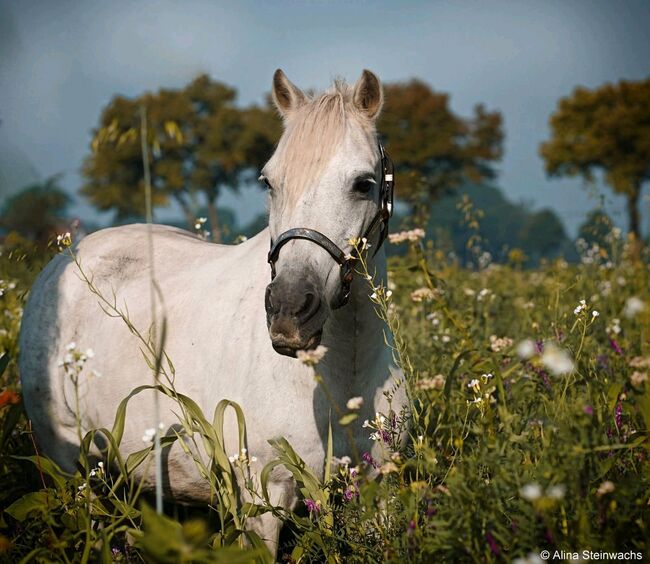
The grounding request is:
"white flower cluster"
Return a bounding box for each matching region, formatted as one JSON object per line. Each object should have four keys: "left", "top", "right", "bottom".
{"left": 296, "top": 345, "right": 328, "bottom": 366}
{"left": 362, "top": 412, "right": 387, "bottom": 442}
{"left": 193, "top": 217, "right": 211, "bottom": 240}
{"left": 387, "top": 228, "right": 425, "bottom": 244}
{"left": 410, "top": 287, "right": 437, "bottom": 303}
{"left": 228, "top": 447, "right": 257, "bottom": 465}
{"left": 541, "top": 343, "right": 574, "bottom": 376}
{"left": 346, "top": 396, "right": 364, "bottom": 410}
{"left": 489, "top": 335, "right": 513, "bottom": 353}
{"left": 519, "top": 482, "right": 565, "bottom": 502}
{"left": 56, "top": 232, "right": 72, "bottom": 251}
{"left": 415, "top": 374, "right": 445, "bottom": 391}
{"left": 142, "top": 422, "right": 165, "bottom": 444}
{"left": 623, "top": 296, "right": 645, "bottom": 319}
{"left": 58, "top": 342, "right": 100, "bottom": 377}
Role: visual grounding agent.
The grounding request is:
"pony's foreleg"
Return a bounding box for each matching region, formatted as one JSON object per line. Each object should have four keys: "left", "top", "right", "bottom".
{"left": 244, "top": 476, "right": 297, "bottom": 557}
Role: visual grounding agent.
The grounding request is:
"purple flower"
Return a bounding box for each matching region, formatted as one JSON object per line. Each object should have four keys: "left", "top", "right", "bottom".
{"left": 609, "top": 338, "right": 623, "bottom": 355}
{"left": 583, "top": 405, "right": 594, "bottom": 416}
{"left": 362, "top": 451, "right": 379, "bottom": 468}
{"left": 304, "top": 498, "right": 320, "bottom": 513}
{"left": 485, "top": 531, "right": 500, "bottom": 556}
{"left": 407, "top": 519, "right": 416, "bottom": 535}
{"left": 380, "top": 430, "right": 391, "bottom": 444}
{"left": 615, "top": 402, "right": 623, "bottom": 428}
{"left": 535, "top": 340, "right": 544, "bottom": 354}
{"left": 343, "top": 487, "right": 357, "bottom": 501}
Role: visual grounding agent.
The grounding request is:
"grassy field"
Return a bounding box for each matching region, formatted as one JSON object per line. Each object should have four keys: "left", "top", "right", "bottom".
{"left": 0, "top": 225, "right": 648, "bottom": 563}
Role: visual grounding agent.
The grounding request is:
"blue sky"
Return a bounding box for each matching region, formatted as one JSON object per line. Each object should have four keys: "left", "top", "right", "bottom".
{"left": 1, "top": 0, "right": 649, "bottom": 236}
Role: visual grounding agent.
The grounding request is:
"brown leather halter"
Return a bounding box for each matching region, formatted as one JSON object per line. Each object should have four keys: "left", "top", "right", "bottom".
{"left": 267, "top": 144, "right": 395, "bottom": 309}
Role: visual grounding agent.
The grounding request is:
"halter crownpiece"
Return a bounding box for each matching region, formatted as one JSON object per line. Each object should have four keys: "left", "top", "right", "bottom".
{"left": 267, "top": 143, "right": 395, "bottom": 309}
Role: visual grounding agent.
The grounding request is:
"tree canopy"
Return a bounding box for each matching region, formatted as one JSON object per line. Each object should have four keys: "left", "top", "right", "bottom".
{"left": 540, "top": 78, "right": 650, "bottom": 243}
{"left": 378, "top": 80, "right": 504, "bottom": 207}
{"left": 81, "top": 74, "right": 281, "bottom": 241}
{"left": 0, "top": 176, "right": 72, "bottom": 244}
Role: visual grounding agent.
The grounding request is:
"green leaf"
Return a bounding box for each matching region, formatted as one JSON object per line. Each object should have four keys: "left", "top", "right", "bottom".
{"left": 338, "top": 413, "right": 358, "bottom": 426}
{"left": 6, "top": 491, "right": 57, "bottom": 522}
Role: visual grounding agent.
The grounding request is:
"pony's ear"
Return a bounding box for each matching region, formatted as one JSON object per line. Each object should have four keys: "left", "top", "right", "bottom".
{"left": 272, "top": 69, "right": 307, "bottom": 117}
{"left": 352, "top": 69, "right": 383, "bottom": 120}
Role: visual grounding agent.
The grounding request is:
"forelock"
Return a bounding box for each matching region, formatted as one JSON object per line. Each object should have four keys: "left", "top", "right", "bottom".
{"left": 270, "top": 79, "right": 376, "bottom": 209}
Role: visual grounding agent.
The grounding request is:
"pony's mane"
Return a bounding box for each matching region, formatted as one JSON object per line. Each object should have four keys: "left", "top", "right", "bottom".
{"left": 271, "top": 79, "right": 376, "bottom": 209}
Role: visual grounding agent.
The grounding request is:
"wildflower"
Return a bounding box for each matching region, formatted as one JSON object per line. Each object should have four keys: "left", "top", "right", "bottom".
{"left": 142, "top": 428, "right": 156, "bottom": 443}
{"left": 380, "top": 462, "right": 399, "bottom": 474}
{"left": 194, "top": 217, "right": 207, "bottom": 230}
{"left": 346, "top": 396, "right": 364, "bottom": 410}
{"left": 481, "top": 373, "right": 493, "bottom": 383}
{"left": 519, "top": 483, "right": 542, "bottom": 501}
{"left": 463, "top": 287, "right": 476, "bottom": 297}
{"left": 388, "top": 228, "right": 425, "bottom": 244}
{"left": 56, "top": 232, "right": 72, "bottom": 250}
{"left": 415, "top": 374, "right": 445, "bottom": 391}
{"left": 410, "top": 287, "right": 437, "bottom": 302}
{"left": 343, "top": 487, "right": 357, "bottom": 501}
{"left": 467, "top": 379, "right": 480, "bottom": 393}
{"left": 489, "top": 335, "right": 513, "bottom": 352}
{"left": 304, "top": 498, "right": 321, "bottom": 513}
{"left": 516, "top": 339, "right": 536, "bottom": 360}
{"left": 596, "top": 480, "right": 615, "bottom": 497}
{"left": 546, "top": 484, "right": 566, "bottom": 499}
{"left": 513, "top": 553, "right": 544, "bottom": 564}
{"left": 362, "top": 452, "right": 379, "bottom": 468}
{"left": 591, "top": 310, "right": 599, "bottom": 318}
{"left": 573, "top": 299, "right": 587, "bottom": 315}
{"left": 630, "top": 371, "right": 647, "bottom": 387}
{"left": 477, "top": 288, "right": 491, "bottom": 301}
{"left": 541, "top": 343, "right": 574, "bottom": 376}
{"left": 623, "top": 296, "right": 645, "bottom": 318}
{"left": 0, "top": 389, "right": 20, "bottom": 407}
{"left": 609, "top": 338, "right": 623, "bottom": 355}
{"left": 583, "top": 405, "right": 594, "bottom": 415}
{"left": 296, "top": 345, "right": 328, "bottom": 366}
{"left": 629, "top": 356, "right": 650, "bottom": 369}
{"left": 606, "top": 318, "right": 621, "bottom": 335}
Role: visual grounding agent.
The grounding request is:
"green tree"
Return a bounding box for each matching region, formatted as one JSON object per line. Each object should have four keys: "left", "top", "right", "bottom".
{"left": 518, "top": 208, "right": 567, "bottom": 259}
{"left": 82, "top": 75, "right": 281, "bottom": 242}
{"left": 577, "top": 209, "right": 615, "bottom": 250}
{"left": 540, "top": 78, "right": 650, "bottom": 245}
{"left": 378, "top": 80, "right": 504, "bottom": 213}
{"left": 0, "top": 175, "right": 72, "bottom": 244}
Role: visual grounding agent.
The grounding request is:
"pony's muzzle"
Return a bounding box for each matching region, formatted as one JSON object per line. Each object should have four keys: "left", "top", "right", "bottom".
{"left": 265, "top": 277, "right": 326, "bottom": 356}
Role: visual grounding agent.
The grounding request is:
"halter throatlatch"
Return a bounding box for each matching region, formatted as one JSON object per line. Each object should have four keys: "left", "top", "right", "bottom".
{"left": 267, "top": 143, "right": 395, "bottom": 309}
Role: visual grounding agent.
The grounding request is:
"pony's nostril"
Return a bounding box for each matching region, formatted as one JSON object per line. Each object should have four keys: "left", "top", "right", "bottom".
{"left": 265, "top": 286, "right": 278, "bottom": 315}
{"left": 295, "top": 291, "right": 320, "bottom": 324}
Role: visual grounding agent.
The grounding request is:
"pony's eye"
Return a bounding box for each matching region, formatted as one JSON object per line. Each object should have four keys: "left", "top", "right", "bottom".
{"left": 258, "top": 175, "right": 274, "bottom": 191}
{"left": 353, "top": 178, "right": 375, "bottom": 194}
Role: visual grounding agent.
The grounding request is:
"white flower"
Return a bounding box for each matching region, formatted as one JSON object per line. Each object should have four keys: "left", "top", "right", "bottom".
{"left": 85, "top": 348, "right": 95, "bottom": 358}
{"left": 142, "top": 428, "right": 156, "bottom": 444}
{"left": 296, "top": 345, "right": 328, "bottom": 366}
{"left": 591, "top": 310, "right": 599, "bottom": 318}
{"left": 541, "top": 343, "right": 574, "bottom": 376}
{"left": 66, "top": 342, "right": 77, "bottom": 351}
{"left": 516, "top": 339, "right": 536, "bottom": 360}
{"left": 596, "top": 480, "right": 615, "bottom": 497}
{"left": 346, "top": 396, "right": 364, "bottom": 410}
{"left": 388, "top": 228, "right": 425, "bottom": 244}
{"left": 546, "top": 484, "right": 566, "bottom": 499}
{"left": 513, "top": 553, "right": 544, "bottom": 564}
{"left": 573, "top": 299, "right": 587, "bottom": 315}
{"left": 623, "top": 296, "right": 645, "bottom": 319}
{"left": 519, "top": 483, "right": 542, "bottom": 501}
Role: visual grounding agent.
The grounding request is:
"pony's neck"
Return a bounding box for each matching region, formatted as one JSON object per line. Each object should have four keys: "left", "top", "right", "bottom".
{"left": 321, "top": 247, "right": 389, "bottom": 379}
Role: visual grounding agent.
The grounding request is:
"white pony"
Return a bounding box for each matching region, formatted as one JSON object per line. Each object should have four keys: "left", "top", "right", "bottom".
{"left": 19, "top": 69, "right": 406, "bottom": 552}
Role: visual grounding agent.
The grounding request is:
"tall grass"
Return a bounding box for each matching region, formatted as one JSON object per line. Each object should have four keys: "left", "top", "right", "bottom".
{"left": 0, "top": 219, "right": 648, "bottom": 562}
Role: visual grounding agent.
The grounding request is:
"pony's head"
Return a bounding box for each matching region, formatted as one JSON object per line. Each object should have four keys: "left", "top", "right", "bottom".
{"left": 261, "top": 69, "right": 386, "bottom": 357}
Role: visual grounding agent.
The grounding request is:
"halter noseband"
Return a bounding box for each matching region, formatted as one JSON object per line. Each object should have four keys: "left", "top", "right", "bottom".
{"left": 267, "top": 143, "right": 395, "bottom": 309}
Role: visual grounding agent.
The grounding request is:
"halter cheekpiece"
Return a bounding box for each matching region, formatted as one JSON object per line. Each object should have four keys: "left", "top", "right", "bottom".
{"left": 267, "top": 143, "right": 394, "bottom": 309}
